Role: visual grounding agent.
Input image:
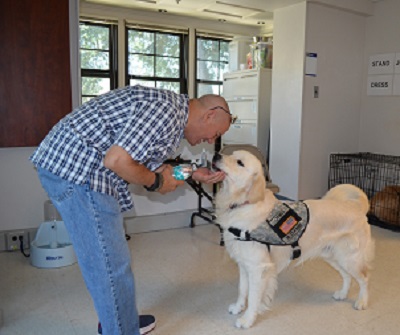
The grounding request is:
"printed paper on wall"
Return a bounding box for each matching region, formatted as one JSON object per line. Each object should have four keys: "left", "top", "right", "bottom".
{"left": 367, "top": 75, "right": 393, "bottom": 96}
{"left": 368, "top": 53, "right": 395, "bottom": 75}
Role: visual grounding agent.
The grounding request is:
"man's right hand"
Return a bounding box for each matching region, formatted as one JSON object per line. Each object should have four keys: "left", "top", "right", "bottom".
{"left": 158, "top": 165, "right": 184, "bottom": 194}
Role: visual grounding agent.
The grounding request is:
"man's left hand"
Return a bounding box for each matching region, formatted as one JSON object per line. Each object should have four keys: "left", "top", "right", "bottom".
{"left": 191, "top": 167, "right": 225, "bottom": 184}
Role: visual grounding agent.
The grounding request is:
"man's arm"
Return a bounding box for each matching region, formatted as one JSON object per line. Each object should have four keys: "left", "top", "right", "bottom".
{"left": 104, "top": 145, "right": 183, "bottom": 193}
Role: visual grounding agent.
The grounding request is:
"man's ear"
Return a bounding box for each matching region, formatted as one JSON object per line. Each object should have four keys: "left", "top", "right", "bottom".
{"left": 204, "top": 108, "right": 217, "bottom": 123}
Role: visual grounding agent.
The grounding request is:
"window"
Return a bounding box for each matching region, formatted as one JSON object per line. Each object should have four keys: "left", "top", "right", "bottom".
{"left": 79, "top": 21, "right": 118, "bottom": 103}
{"left": 126, "top": 27, "right": 187, "bottom": 94}
{"left": 196, "top": 35, "right": 230, "bottom": 97}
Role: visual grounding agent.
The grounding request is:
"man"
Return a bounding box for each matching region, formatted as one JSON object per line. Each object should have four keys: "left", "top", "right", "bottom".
{"left": 30, "top": 85, "right": 233, "bottom": 335}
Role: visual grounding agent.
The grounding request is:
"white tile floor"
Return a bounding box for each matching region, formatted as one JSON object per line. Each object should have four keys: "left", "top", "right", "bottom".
{"left": 0, "top": 224, "right": 399, "bottom": 335}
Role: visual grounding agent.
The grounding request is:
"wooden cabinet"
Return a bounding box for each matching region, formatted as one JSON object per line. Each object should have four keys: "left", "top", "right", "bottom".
{"left": 0, "top": 0, "right": 72, "bottom": 147}
{"left": 222, "top": 68, "right": 272, "bottom": 159}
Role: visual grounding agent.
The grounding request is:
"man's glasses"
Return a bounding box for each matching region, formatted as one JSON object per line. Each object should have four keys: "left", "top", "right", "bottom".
{"left": 209, "top": 106, "right": 237, "bottom": 124}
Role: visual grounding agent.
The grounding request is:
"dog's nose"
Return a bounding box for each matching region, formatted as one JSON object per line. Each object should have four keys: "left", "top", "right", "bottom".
{"left": 212, "top": 152, "right": 222, "bottom": 163}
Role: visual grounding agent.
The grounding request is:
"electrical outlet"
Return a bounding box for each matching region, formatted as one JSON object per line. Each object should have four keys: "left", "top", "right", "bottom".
{"left": 314, "top": 86, "right": 319, "bottom": 98}
{"left": 5, "top": 231, "right": 30, "bottom": 251}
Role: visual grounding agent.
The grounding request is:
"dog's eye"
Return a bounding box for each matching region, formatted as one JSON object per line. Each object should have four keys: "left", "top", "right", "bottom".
{"left": 237, "top": 159, "right": 244, "bottom": 167}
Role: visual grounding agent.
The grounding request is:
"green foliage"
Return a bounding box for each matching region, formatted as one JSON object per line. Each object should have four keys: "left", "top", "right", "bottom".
{"left": 127, "top": 29, "right": 180, "bottom": 79}
{"left": 80, "top": 23, "right": 111, "bottom": 101}
{"left": 80, "top": 24, "right": 110, "bottom": 70}
{"left": 197, "top": 39, "right": 229, "bottom": 82}
{"left": 79, "top": 23, "right": 230, "bottom": 101}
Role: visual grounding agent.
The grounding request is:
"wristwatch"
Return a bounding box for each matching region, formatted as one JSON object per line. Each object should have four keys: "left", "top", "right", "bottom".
{"left": 144, "top": 172, "right": 164, "bottom": 192}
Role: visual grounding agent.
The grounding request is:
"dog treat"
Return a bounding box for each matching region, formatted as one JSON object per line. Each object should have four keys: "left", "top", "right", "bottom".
{"left": 172, "top": 164, "right": 197, "bottom": 180}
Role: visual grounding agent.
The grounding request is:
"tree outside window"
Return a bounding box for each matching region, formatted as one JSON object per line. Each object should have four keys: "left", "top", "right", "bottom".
{"left": 80, "top": 21, "right": 117, "bottom": 103}
{"left": 126, "top": 28, "right": 186, "bottom": 94}
{"left": 196, "top": 36, "right": 230, "bottom": 97}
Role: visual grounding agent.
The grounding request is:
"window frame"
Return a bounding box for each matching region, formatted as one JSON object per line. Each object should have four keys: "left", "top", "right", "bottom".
{"left": 195, "top": 35, "right": 231, "bottom": 98}
{"left": 125, "top": 27, "right": 187, "bottom": 94}
{"left": 79, "top": 20, "right": 118, "bottom": 102}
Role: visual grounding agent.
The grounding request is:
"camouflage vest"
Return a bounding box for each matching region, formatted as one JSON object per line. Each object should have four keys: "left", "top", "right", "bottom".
{"left": 228, "top": 201, "right": 309, "bottom": 259}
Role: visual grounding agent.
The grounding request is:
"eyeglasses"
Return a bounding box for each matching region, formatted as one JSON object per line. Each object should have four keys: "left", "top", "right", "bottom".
{"left": 209, "top": 106, "right": 237, "bottom": 124}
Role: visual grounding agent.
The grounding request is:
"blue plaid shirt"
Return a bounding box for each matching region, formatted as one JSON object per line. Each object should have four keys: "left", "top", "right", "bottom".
{"left": 30, "top": 85, "right": 189, "bottom": 212}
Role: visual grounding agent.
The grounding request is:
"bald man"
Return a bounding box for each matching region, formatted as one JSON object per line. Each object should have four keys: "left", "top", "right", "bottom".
{"left": 30, "top": 85, "right": 233, "bottom": 335}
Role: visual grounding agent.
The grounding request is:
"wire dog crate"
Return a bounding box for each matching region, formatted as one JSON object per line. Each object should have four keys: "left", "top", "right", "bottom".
{"left": 329, "top": 152, "right": 400, "bottom": 231}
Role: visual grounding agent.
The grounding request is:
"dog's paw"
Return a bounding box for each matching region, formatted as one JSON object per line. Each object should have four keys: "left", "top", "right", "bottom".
{"left": 229, "top": 303, "right": 244, "bottom": 315}
{"left": 235, "top": 314, "right": 255, "bottom": 329}
{"left": 354, "top": 298, "right": 368, "bottom": 310}
{"left": 333, "top": 290, "right": 347, "bottom": 301}
{"left": 257, "top": 302, "right": 270, "bottom": 314}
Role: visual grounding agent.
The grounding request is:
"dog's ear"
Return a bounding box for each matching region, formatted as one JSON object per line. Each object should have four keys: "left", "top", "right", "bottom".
{"left": 247, "top": 172, "right": 266, "bottom": 204}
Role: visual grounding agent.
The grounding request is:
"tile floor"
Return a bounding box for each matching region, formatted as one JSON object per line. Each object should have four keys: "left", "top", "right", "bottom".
{"left": 0, "top": 224, "right": 399, "bottom": 335}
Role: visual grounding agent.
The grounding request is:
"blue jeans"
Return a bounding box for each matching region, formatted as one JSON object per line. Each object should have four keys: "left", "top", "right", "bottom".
{"left": 37, "top": 168, "right": 140, "bottom": 335}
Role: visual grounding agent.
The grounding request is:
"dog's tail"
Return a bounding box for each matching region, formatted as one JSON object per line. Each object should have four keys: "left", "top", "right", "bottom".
{"left": 323, "top": 184, "right": 369, "bottom": 214}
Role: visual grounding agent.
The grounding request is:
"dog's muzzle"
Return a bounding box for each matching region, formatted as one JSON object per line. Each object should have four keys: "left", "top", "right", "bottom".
{"left": 212, "top": 152, "right": 222, "bottom": 171}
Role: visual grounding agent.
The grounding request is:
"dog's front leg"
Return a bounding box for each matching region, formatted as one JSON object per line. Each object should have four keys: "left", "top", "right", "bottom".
{"left": 229, "top": 264, "right": 248, "bottom": 315}
{"left": 235, "top": 264, "right": 270, "bottom": 329}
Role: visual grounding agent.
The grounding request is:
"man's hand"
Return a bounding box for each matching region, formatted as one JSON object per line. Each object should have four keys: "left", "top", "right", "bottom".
{"left": 191, "top": 167, "right": 225, "bottom": 184}
{"left": 158, "top": 165, "right": 184, "bottom": 194}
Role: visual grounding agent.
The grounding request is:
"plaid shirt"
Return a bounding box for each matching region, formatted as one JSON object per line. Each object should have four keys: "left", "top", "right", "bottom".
{"left": 30, "top": 85, "right": 189, "bottom": 212}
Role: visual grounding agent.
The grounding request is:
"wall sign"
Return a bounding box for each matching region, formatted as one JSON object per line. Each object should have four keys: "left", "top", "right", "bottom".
{"left": 395, "top": 53, "right": 400, "bottom": 74}
{"left": 368, "top": 53, "right": 394, "bottom": 75}
{"left": 305, "top": 52, "right": 317, "bottom": 77}
{"left": 368, "top": 52, "right": 400, "bottom": 96}
{"left": 367, "top": 75, "right": 393, "bottom": 96}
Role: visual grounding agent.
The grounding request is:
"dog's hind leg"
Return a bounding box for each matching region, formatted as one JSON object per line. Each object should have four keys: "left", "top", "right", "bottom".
{"left": 326, "top": 259, "right": 352, "bottom": 301}
{"left": 229, "top": 264, "right": 248, "bottom": 315}
{"left": 235, "top": 263, "right": 274, "bottom": 329}
{"left": 347, "top": 265, "right": 369, "bottom": 310}
{"left": 333, "top": 237, "right": 372, "bottom": 310}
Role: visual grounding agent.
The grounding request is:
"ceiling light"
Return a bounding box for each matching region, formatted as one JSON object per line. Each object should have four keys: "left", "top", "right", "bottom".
{"left": 215, "top": 1, "right": 265, "bottom": 13}
{"left": 257, "top": 21, "right": 265, "bottom": 25}
{"left": 158, "top": 9, "right": 167, "bottom": 13}
{"left": 136, "top": 0, "right": 157, "bottom": 4}
{"left": 203, "top": 9, "right": 242, "bottom": 19}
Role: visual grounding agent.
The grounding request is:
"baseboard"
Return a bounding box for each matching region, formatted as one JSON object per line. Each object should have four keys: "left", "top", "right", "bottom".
{"left": 124, "top": 209, "right": 212, "bottom": 235}
{"left": 0, "top": 210, "right": 212, "bottom": 251}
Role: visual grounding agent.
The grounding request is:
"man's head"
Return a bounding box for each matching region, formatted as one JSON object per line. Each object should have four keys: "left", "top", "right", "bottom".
{"left": 184, "top": 94, "right": 233, "bottom": 146}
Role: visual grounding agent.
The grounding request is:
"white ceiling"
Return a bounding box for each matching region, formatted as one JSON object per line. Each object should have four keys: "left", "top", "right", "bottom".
{"left": 82, "top": 0, "right": 308, "bottom": 27}
{"left": 82, "top": 0, "right": 376, "bottom": 31}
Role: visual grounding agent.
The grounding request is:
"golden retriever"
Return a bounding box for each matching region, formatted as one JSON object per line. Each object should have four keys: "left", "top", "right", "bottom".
{"left": 213, "top": 150, "right": 375, "bottom": 329}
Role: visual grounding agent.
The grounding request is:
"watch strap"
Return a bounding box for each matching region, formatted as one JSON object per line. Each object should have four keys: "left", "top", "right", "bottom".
{"left": 144, "top": 172, "right": 164, "bottom": 192}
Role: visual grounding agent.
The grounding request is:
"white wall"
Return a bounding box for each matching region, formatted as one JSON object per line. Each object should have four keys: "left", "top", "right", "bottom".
{"left": 0, "top": 148, "right": 48, "bottom": 231}
{"left": 269, "top": 2, "right": 307, "bottom": 200}
{"left": 270, "top": 2, "right": 367, "bottom": 200}
{"left": 299, "top": 3, "right": 365, "bottom": 199}
{"left": 359, "top": 0, "right": 400, "bottom": 155}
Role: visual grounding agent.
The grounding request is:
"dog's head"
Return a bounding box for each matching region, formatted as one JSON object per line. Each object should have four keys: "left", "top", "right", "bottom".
{"left": 213, "top": 150, "right": 266, "bottom": 205}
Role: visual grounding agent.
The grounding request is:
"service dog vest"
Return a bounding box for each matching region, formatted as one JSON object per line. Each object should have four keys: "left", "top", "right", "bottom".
{"left": 228, "top": 202, "right": 310, "bottom": 259}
